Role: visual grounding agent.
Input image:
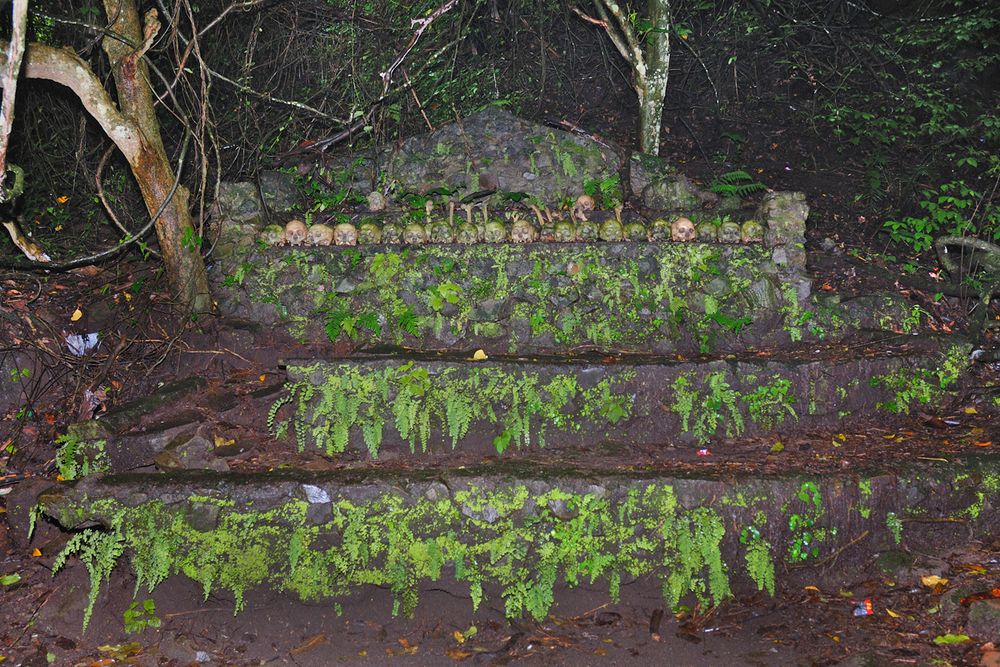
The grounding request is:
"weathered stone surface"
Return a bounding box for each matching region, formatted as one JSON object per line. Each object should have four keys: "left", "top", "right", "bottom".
{"left": 271, "top": 338, "right": 957, "bottom": 457}
{"left": 328, "top": 107, "right": 624, "bottom": 208}
{"left": 627, "top": 152, "right": 717, "bottom": 210}
{"left": 29, "top": 455, "right": 1000, "bottom": 620}
{"left": 213, "top": 242, "right": 811, "bottom": 356}
{"left": 154, "top": 432, "right": 230, "bottom": 472}
{"left": 968, "top": 599, "right": 1000, "bottom": 641}
{"left": 257, "top": 170, "right": 301, "bottom": 215}
{"left": 214, "top": 182, "right": 264, "bottom": 224}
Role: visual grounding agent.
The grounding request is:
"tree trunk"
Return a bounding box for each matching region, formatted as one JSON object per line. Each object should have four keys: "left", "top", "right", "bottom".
{"left": 637, "top": 0, "right": 671, "bottom": 156}
{"left": 100, "top": 1, "right": 211, "bottom": 315}
{"left": 0, "top": 3, "right": 211, "bottom": 314}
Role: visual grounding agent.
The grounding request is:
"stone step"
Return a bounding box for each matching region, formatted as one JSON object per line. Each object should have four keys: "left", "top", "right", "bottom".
{"left": 213, "top": 240, "right": 825, "bottom": 356}
{"left": 267, "top": 336, "right": 967, "bottom": 459}
{"left": 30, "top": 455, "right": 1000, "bottom": 625}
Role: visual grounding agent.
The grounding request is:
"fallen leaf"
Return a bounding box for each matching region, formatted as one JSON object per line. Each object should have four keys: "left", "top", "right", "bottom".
{"left": 921, "top": 575, "right": 948, "bottom": 588}
{"left": 933, "top": 633, "right": 971, "bottom": 645}
{"left": 964, "top": 407, "right": 978, "bottom": 414}
{"left": 471, "top": 349, "right": 488, "bottom": 361}
{"left": 770, "top": 441, "right": 785, "bottom": 453}
{"left": 886, "top": 608, "right": 901, "bottom": 618}
{"left": 0, "top": 574, "right": 21, "bottom": 586}
{"left": 453, "top": 630, "right": 466, "bottom": 644}
{"left": 594, "top": 647, "right": 608, "bottom": 655}
{"left": 31, "top": 548, "right": 41, "bottom": 557}
{"left": 975, "top": 441, "right": 993, "bottom": 447}
{"left": 70, "top": 308, "right": 83, "bottom": 322}
{"left": 213, "top": 434, "right": 235, "bottom": 448}
{"left": 259, "top": 374, "right": 267, "bottom": 382}
{"left": 804, "top": 585, "right": 821, "bottom": 594}
{"left": 290, "top": 633, "right": 326, "bottom": 655}
{"left": 445, "top": 647, "right": 472, "bottom": 661}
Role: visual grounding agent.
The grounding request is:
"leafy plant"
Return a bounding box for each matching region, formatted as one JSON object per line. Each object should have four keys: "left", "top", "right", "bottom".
{"left": 53, "top": 526, "right": 125, "bottom": 630}
{"left": 582, "top": 174, "right": 622, "bottom": 209}
{"left": 55, "top": 433, "right": 109, "bottom": 481}
{"left": 745, "top": 377, "right": 798, "bottom": 430}
{"left": 709, "top": 170, "right": 766, "bottom": 198}
{"left": 670, "top": 372, "right": 744, "bottom": 445}
{"left": 270, "top": 363, "right": 634, "bottom": 457}
{"left": 123, "top": 598, "right": 161, "bottom": 634}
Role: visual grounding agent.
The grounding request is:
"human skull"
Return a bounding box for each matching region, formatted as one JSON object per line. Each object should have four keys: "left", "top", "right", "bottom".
{"left": 510, "top": 219, "right": 538, "bottom": 243}
{"left": 599, "top": 219, "right": 624, "bottom": 242}
{"left": 625, "top": 222, "right": 647, "bottom": 242}
{"left": 457, "top": 223, "right": 479, "bottom": 244}
{"left": 284, "top": 219, "right": 308, "bottom": 246}
{"left": 403, "top": 222, "right": 427, "bottom": 245}
{"left": 554, "top": 221, "right": 576, "bottom": 242}
{"left": 260, "top": 224, "right": 286, "bottom": 246}
{"left": 577, "top": 219, "right": 599, "bottom": 241}
{"left": 358, "top": 222, "right": 382, "bottom": 244}
{"left": 334, "top": 222, "right": 358, "bottom": 246}
{"left": 381, "top": 223, "right": 402, "bottom": 244}
{"left": 572, "top": 194, "right": 596, "bottom": 221}
{"left": 367, "top": 191, "right": 387, "bottom": 212}
{"left": 740, "top": 219, "right": 765, "bottom": 243}
{"left": 696, "top": 222, "right": 718, "bottom": 243}
{"left": 429, "top": 221, "right": 454, "bottom": 244}
{"left": 670, "top": 217, "right": 696, "bottom": 243}
{"left": 308, "top": 223, "right": 334, "bottom": 246}
{"left": 718, "top": 221, "right": 742, "bottom": 243}
{"left": 649, "top": 219, "right": 671, "bottom": 241}
{"left": 483, "top": 220, "right": 507, "bottom": 243}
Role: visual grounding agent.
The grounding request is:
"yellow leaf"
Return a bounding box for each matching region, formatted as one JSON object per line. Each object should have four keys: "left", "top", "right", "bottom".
{"left": 358, "top": 650, "right": 367, "bottom": 657}
{"left": 453, "top": 630, "right": 465, "bottom": 644}
{"left": 213, "top": 435, "right": 235, "bottom": 448}
{"left": 804, "top": 585, "right": 821, "bottom": 593}
{"left": 836, "top": 433, "right": 847, "bottom": 441}
{"left": 70, "top": 308, "right": 83, "bottom": 322}
{"left": 770, "top": 441, "right": 784, "bottom": 452}
{"left": 123, "top": 292, "right": 132, "bottom": 302}
{"left": 886, "top": 608, "right": 901, "bottom": 618}
{"left": 31, "top": 548, "right": 41, "bottom": 557}
{"left": 55, "top": 195, "right": 69, "bottom": 204}
{"left": 964, "top": 407, "right": 978, "bottom": 414}
{"left": 921, "top": 575, "right": 948, "bottom": 588}
{"left": 472, "top": 349, "right": 488, "bottom": 361}
{"left": 259, "top": 374, "right": 267, "bottom": 382}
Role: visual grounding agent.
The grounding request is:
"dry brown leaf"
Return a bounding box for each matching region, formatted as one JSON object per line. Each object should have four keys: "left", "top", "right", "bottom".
{"left": 290, "top": 633, "right": 326, "bottom": 655}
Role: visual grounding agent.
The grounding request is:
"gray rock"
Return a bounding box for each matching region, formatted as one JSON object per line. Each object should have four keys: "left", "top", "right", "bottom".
{"left": 215, "top": 182, "right": 264, "bottom": 224}
{"left": 967, "top": 599, "right": 1000, "bottom": 641}
{"left": 154, "top": 434, "right": 230, "bottom": 472}
{"left": 628, "top": 152, "right": 717, "bottom": 210}
{"left": 759, "top": 191, "right": 808, "bottom": 247}
{"left": 329, "top": 107, "right": 624, "bottom": 208}
{"left": 258, "top": 170, "right": 302, "bottom": 214}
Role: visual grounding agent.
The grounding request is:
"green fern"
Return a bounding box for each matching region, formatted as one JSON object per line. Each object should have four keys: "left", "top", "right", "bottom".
{"left": 53, "top": 527, "right": 126, "bottom": 631}
{"left": 709, "top": 170, "right": 766, "bottom": 198}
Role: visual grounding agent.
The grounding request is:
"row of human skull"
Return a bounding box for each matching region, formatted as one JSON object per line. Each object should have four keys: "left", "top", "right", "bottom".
{"left": 259, "top": 217, "right": 765, "bottom": 246}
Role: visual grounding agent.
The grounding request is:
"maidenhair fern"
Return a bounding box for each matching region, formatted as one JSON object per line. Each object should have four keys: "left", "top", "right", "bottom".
{"left": 269, "top": 364, "right": 633, "bottom": 457}
{"left": 52, "top": 526, "right": 126, "bottom": 631}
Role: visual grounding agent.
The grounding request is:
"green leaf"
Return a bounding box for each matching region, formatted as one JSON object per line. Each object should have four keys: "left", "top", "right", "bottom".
{"left": 0, "top": 573, "right": 21, "bottom": 586}
{"left": 932, "top": 634, "right": 971, "bottom": 645}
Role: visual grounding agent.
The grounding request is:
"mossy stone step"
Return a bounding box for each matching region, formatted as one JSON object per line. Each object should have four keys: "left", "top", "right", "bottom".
{"left": 215, "top": 241, "right": 818, "bottom": 355}
{"left": 270, "top": 337, "right": 968, "bottom": 458}
{"left": 33, "top": 455, "right": 1000, "bottom": 627}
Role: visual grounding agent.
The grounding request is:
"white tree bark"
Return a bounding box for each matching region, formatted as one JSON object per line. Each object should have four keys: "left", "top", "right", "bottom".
{"left": 591, "top": 0, "right": 672, "bottom": 155}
